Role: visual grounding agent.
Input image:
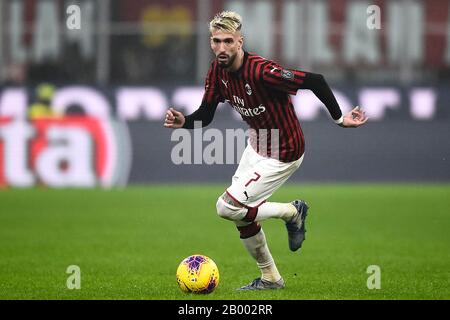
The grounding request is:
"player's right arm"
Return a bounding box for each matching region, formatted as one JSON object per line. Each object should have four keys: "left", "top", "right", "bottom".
{"left": 163, "top": 102, "right": 219, "bottom": 129}
{"left": 164, "top": 107, "right": 185, "bottom": 128}
{"left": 164, "top": 63, "right": 223, "bottom": 130}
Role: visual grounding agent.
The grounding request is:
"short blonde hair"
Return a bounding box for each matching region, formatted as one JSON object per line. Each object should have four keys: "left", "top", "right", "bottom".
{"left": 209, "top": 11, "right": 242, "bottom": 34}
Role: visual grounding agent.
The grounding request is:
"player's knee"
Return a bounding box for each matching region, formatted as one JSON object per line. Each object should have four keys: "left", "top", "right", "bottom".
{"left": 216, "top": 197, "right": 233, "bottom": 220}
{"left": 216, "top": 197, "right": 245, "bottom": 221}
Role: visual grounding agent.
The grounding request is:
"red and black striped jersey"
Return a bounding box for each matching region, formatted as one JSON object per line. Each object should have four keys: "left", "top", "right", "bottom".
{"left": 202, "top": 51, "right": 308, "bottom": 162}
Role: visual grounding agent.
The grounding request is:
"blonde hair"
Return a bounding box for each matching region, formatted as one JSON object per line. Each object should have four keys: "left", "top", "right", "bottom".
{"left": 209, "top": 11, "right": 242, "bottom": 34}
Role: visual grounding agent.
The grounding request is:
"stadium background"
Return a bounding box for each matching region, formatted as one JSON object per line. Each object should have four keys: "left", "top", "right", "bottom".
{"left": 0, "top": 0, "right": 449, "bottom": 300}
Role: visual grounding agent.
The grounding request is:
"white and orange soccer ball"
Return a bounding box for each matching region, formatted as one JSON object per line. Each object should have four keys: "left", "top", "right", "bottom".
{"left": 176, "top": 255, "right": 220, "bottom": 294}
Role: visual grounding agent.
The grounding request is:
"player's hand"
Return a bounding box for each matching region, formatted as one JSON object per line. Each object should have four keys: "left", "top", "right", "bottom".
{"left": 340, "top": 106, "right": 368, "bottom": 128}
{"left": 164, "top": 108, "right": 185, "bottom": 129}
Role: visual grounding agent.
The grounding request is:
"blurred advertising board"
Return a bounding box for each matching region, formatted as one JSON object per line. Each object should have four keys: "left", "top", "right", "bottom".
{"left": 0, "top": 85, "right": 447, "bottom": 121}
{"left": 0, "top": 116, "right": 131, "bottom": 188}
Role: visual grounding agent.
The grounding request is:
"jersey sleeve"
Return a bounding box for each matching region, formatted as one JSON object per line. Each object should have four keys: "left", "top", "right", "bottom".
{"left": 182, "top": 62, "right": 223, "bottom": 129}
{"left": 260, "top": 60, "right": 343, "bottom": 122}
{"left": 201, "top": 62, "right": 224, "bottom": 105}
{"left": 260, "top": 61, "right": 308, "bottom": 95}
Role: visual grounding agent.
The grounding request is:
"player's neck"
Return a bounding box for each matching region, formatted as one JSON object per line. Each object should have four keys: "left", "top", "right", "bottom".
{"left": 226, "top": 50, "right": 245, "bottom": 73}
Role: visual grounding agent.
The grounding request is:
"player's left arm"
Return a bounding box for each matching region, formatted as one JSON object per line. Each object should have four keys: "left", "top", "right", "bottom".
{"left": 261, "top": 63, "right": 368, "bottom": 128}
{"left": 339, "top": 106, "right": 368, "bottom": 128}
{"left": 300, "top": 73, "right": 368, "bottom": 128}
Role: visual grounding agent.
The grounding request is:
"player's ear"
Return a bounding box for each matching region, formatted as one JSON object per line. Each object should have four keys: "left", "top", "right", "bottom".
{"left": 238, "top": 36, "right": 244, "bottom": 49}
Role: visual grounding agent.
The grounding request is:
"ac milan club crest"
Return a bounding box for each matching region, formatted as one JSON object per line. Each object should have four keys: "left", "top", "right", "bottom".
{"left": 245, "top": 83, "right": 252, "bottom": 95}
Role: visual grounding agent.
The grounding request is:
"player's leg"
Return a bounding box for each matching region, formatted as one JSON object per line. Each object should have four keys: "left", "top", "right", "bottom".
{"left": 216, "top": 194, "right": 281, "bottom": 280}
{"left": 227, "top": 150, "right": 304, "bottom": 223}
{"left": 216, "top": 194, "right": 284, "bottom": 289}
{"left": 217, "top": 192, "right": 308, "bottom": 254}
{"left": 214, "top": 143, "right": 261, "bottom": 222}
{"left": 235, "top": 219, "right": 284, "bottom": 289}
{"left": 215, "top": 145, "right": 284, "bottom": 289}
{"left": 215, "top": 145, "right": 307, "bottom": 289}
{"left": 243, "top": 156, "right": 309, "bottom": 251}
{"left": 225, "top": 149, "right": 309, "bottom": 252}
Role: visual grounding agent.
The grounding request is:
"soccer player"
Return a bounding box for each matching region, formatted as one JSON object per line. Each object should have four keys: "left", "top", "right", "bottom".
{"left": 164, "top": 11, "right": 368, "bottom": 290}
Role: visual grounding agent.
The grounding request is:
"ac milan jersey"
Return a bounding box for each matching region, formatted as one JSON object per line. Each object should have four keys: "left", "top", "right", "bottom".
{"left": 201, "top": 51, "right": 311, "bottom": 162}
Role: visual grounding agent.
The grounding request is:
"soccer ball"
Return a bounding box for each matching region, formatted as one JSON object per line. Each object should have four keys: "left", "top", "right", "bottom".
{"left": 176, "top": 254, "right": 220, "bottom": 294}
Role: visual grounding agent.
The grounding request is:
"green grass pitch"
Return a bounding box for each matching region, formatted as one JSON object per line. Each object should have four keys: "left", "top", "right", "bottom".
{"left": 0, "top": 184, "right": 449, "bottom": 300}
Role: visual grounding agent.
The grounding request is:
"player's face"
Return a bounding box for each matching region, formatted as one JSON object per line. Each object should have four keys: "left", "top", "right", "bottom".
{"left": 210, "top": 31, "right": 243, "bottom": 68}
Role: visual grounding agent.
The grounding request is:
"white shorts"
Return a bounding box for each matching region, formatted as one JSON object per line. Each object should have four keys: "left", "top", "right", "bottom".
{"left": 226, "top": 144, "right": 303, "bottom": 208}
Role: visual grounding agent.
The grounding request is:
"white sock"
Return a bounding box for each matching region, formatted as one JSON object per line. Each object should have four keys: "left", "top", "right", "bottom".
{"left": 240, "top": 228, "right": 282, "bottom": 282}
{"left": 255, "top": 202, "right": 297, "bottom": 222}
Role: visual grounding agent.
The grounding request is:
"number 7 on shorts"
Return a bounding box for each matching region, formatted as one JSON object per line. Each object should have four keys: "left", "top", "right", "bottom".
{"left": 245, "top": 172, "right": 261, "bottom": 187}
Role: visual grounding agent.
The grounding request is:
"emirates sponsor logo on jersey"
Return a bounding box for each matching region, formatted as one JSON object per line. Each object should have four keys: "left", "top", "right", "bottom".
{"left": 226, "top": 96, "right": 266, "bottom": 118}
{"left": 232, "top": 104, "right": 266, "bottom": 117}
